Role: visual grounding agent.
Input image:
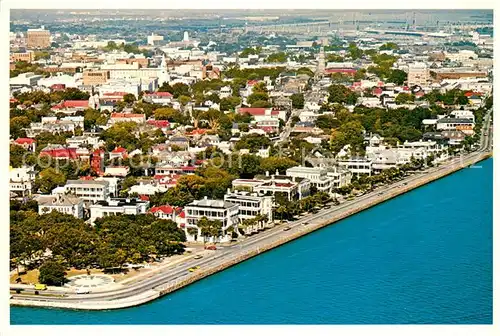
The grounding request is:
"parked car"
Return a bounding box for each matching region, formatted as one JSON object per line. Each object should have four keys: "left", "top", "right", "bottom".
{"left": 204, "top": 244, "right": 217, "bottom": 250}
{"left": 76, "top": 288, "right": 91, "bottom": 294}
{"left": 34, "top": 284, "right": 47, "bottom": 291}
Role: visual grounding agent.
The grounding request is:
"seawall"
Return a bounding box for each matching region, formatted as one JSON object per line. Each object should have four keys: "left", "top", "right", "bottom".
{"left": 156, "top": 153, "right": 493, "bottom": 296}
{"left": 11, "top": 152, "right": 492, "bottom": 311}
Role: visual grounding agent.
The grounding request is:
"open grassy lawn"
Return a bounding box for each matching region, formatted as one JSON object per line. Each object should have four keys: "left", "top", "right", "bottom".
{"left": 10, "top": 269, "right": 39, "bottom": 285}
{"left": 10, "top": 268, "right": 105, "bottom": 285}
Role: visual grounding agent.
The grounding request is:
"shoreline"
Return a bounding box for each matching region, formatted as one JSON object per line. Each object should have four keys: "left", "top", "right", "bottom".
{"left": 10, "top": 152, "right": 493, "bottom": 311}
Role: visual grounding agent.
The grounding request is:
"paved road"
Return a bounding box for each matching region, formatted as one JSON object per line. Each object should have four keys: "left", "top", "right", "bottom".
{"left": 11, "top": 109, "right": 493, "bottom": 305}
{"left": 276, "top": 108, "right": 303, "bottom": 145}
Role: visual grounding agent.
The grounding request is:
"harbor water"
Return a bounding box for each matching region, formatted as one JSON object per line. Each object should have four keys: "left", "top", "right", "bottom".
{"left": 10, "top": 158, "right": 493, "bottom": 324}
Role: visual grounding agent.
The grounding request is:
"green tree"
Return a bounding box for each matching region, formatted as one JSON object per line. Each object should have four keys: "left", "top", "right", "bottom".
{"left": 171, "top": 83, "right": 190, "bottom": 98}
{"left": 260, "top": 157, "right": 298, "bottom": 174}
{"left": 158, "top": 82, "right": 174, "bottom": 93}
{"left": 178, "top": 95, "right": 191, "bottom": 106}
{"left": 234, "top": 134, "right": 272, "bottom": 153}
{"left": 266, "top": 52, "right": 287, "bottom": 63}
{"left": 10, "top": 116, "right": 31, "bottom": 139}
{"left": 388, "top": 69, "right": 408, "bottom": 85}
{"left": 36, "top": 168, "right": 66, "bottom": 194}
{"left": 290, "top": 93, "right": 304, "bottom": 109}
{"left": 395, "top": 93, "right": 415, "bottom": 104}
{"left": 123, "top": 93, "right": 136, "bottom": 104}
{"left": 347, "top": 42, "right": 363, "bottom": 60}
{"left": 38, "top": 260, "right": 66, "bottom": 286}
{"left": 220, "top": 96, "right": 241, "bottom": 111}
{"left": 328, "top": 84, "right": 359, "bottom": 105}
{"left": 315, "top": 114, "right": 339, "bottom": 129}
{"left": 379, "top": 42, "right": 399, "bottom": 50}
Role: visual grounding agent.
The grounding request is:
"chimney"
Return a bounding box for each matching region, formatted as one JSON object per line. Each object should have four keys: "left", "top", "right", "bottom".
{"left": 275, "top": 169, "right": 279, "bottom": 176}
{"left": 204, "top": 196, "right": 208, "bottom": 200}
{"left": 265, "top": 171, "right": 269, "bottom": 177}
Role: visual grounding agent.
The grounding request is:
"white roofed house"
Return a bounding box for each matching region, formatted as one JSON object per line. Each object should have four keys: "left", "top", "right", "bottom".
{"left": 286, "top": 166, "right": 337, "bottom": 194}
{"left": 337, "top": 157, "right": 373, "bottom": 176}
{"left": 232, "top": 172, "right": 311, "bottom": 202}
{"left": 64, "top": 179, "right": 110, "bottom": 203}
{"left": 184, "top": 198, "right": 240, "bottom": 243}
{"left": 224, "top": 190, "right": 274, "bottom": 230}
{"left": 219, "top": 85, "right": 232, "bottom": 99}
{"left": 37, "top": 194, "right": 84, "bottom": 219}
{"left": 10, "top": 165, "right": 36, "bottom": 197}
{"left": 89, "top": 198, "right": 149, "bottom": 224}
{"left": 450, "top": 110, "right": 475, "bottom": 122}
{"left": 109, "top": 113, "right": 146, "bottom": 125}
{"left": 436, "top": 118, "right": 475, "bottom": 135}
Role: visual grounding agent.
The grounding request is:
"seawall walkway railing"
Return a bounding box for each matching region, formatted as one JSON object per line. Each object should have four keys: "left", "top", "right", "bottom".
{"left": 158, "top": 152, "right": 492, "bottom": 298}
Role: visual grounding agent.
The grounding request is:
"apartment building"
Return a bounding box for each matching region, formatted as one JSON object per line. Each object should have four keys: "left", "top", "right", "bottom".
{"left": 407, "top": 62, "right": 430, "bottom": 87}
{"left": 224, "top": 190, "right": 273, "bottom": 223}
{"left": 27, "top": 27, "right": 50, "bottom": 49}
{"left": 83, "top": 70, "right": 110, "bottom": 85}
{"left": 184, "top": 197, "right": 240, "bottom": 243}
{"left": 65, "top": 180, "right": 110, "bottom": 203}
{"left": 11, "top": 51, "right": 35, "bottom": 63}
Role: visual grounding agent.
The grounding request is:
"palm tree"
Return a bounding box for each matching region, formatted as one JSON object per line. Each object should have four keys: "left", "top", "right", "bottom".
{"left": 203, "top": 109, "right": 222, "bottom": 131}
{"left": 191, "top": 109, "right": 203, "bottom": 129}
{"left": 239, "top": 218, "right": 253, "bottom": 236}
{"left": 187, "top": 227, "right": 198, "bottom": 240}
{"left": 260, "top": 214, "right": 270, "bottom": 229}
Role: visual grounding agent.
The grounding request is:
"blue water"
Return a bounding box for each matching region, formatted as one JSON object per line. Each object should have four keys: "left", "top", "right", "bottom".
{"left": 11, "top": 159, "right": 493, "bottom": 324}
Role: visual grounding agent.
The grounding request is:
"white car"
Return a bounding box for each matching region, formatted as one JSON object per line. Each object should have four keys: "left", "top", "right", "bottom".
{"left": 76, "top": 288, "right": 91, "bottom": 294}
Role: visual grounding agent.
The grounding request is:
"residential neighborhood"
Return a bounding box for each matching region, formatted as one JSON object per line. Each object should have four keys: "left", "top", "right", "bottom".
{"left": 9, "top": 9, "right": 493, "bottom": 304}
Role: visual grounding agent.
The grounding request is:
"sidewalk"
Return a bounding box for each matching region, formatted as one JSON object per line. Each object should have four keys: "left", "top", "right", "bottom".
{"left": 118, "top": 249, "right": 213, "bottom": 286}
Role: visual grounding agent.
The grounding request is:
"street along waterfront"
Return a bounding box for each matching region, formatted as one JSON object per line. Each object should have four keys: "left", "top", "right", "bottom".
{"left": 11, "top": 158, "right": 493, "bottom": 324}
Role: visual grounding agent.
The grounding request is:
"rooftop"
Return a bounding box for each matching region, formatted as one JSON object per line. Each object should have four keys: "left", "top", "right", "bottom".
{"left": 186, "top": 198, "right": 238, "bottom": 209}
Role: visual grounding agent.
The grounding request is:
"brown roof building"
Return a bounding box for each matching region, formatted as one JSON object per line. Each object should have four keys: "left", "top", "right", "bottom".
{"left": 83, "top": 70, "right": 110, "bottom": 86}
{"left": 27, "top": 27, "right": 51, "bottom": 49}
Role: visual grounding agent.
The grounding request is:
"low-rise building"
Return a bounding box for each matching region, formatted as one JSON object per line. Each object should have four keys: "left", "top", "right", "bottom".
{"left": 142, "top": 92, "right": 173, "bottom": 105}
{"left": 13, "top": 138, "right": 36, "bottom": 152}
{"left": 224, "top": 190, "right": 273, "bottom": 223}
{"left": 233, "top": 172, "right": 311, "bottom": 201}
{"left": 10, "top": 165, "right": 36, "bottom": 197}
{"left": 436, "top": 118, "right": 475, "bottom": 133}
{"left": 89, "top": 198, "right": 149, "bottom": 224}
{"left": 104, "top": 166, "right": 130, "bottom": 177}
{"left": 109, "top": 113, "right": 146, "bottom": 125}
{"left": 287, "top": 164, "right": 353, "bottom": 190}
{"left": 337, "top": 157, "right": 373, "bottom": 176}
{"left": 185, "top": 197, "right": 240, "bottom": 243}
{"left": 65, "top": 179, "right": 110, "bottom": 203}
{"left": 38, "top": 194, "right": 84, "bottom": 219}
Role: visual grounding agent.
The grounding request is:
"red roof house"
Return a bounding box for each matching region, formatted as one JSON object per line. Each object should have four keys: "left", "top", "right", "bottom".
{"left": 13, "top": 138, "right": 37, "bottom": 151}
{"left": 52, "top": 100, "right": 89, "bottom": 110}
{"left": 147, "top": 119, "right": 170, "bottom": 128}
{"left": 110, "top": 146, "right": 128, "bottom": 159}
{"left": 40, "top": 146, "right": 78, "bottom": 159}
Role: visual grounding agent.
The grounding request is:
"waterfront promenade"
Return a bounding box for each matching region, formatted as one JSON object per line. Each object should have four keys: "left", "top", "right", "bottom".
{"left": 10, "top": 112, "right": 493, "bottom": 311}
